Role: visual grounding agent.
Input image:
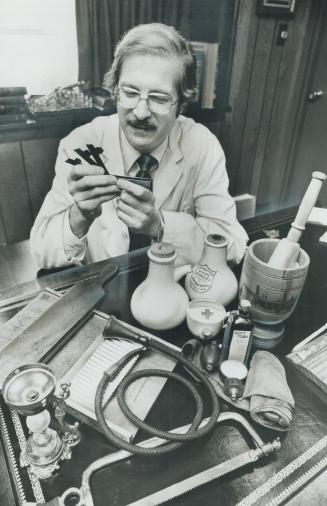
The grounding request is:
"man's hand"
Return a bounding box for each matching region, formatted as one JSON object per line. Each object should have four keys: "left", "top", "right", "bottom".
{"left": 116, "top": 179, "right": 161, "bottom": 238}
{"left": 68, "top": 165, "right": 119, "bottom": 238}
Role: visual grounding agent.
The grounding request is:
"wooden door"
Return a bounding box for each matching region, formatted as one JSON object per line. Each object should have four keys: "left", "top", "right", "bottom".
{"left": 224, "top": 0, "right": 325, "bottom": 213}
{"left": 284, "top": 5, "right": 327, "bottom": 207}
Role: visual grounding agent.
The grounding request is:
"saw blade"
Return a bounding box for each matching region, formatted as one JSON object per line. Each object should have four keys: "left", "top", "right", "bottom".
{"left": 128, "top": 449, "right": 259, "bottom": 506}
{"left": 236, "top": 435, "right": 327, "bottom": 506}
{"left": 0, "top": 263, "right": 118, "bottom": 389}
{"left": 0, "top": 273, "right": 100, "bottom": 312}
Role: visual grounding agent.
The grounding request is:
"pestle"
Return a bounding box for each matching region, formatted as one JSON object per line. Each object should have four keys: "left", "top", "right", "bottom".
{"left": 268, "top": 171, "right": 326, "bottom": 269}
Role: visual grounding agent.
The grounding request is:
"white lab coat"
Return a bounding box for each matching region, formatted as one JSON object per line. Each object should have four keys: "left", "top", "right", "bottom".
{"left": 30, "top": 114, "right": 248, "bottom": 269}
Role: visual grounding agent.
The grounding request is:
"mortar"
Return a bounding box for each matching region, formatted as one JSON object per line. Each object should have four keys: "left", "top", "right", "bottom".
{"left": 239, "top": 238, "right": 310, "bottom": 349}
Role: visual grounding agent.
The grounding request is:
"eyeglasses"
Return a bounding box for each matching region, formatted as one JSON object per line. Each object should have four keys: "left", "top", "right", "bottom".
{"left": 115, "top": 86, "right": 178, "bottom": 115}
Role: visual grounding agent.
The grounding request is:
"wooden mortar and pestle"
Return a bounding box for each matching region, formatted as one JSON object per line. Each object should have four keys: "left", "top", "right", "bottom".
{"left": 239, "top": 171, "right": 326, "bottom": 348}
{"left": 268, "top": 171, "right": 326, "bottom": 269}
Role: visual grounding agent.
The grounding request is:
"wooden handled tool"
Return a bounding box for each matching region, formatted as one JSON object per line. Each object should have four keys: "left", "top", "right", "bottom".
{"left": 268, "top": 171, "right": 326, "bottom": 269}
{"left": 0, "top": 262, "right": 119, "bottom": 390}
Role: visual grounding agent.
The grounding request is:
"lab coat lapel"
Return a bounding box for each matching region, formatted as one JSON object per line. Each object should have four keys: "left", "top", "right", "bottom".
{"left": 101, "top": 115, "right": 125, "bottom": 177}
{"left": 155, "top": 121, "right": 184, "bottom": 210}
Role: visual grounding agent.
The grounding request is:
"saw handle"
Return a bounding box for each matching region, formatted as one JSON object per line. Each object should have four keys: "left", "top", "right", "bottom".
{"left": 288, "top": 171, "right": 326, "bottom": 243}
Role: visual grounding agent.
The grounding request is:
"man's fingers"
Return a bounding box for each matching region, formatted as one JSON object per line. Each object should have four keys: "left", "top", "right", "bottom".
{"left": 71, "top": 180, "right": 119, "bottom": 197}
{"left": 119, "top": 189, "right": 155, "bottom": 210}
{"left": 68, "top": 175, "right": 119, "bottom": 203}
{"left": 69, "top": 174, "right": 117, "bottom": 189}
{"left": 116, "top": 197, "right": 154, "bottom": 219}
{"left": 116, "top": 207, "right": 144, "bottom": 230}
{"left": 117, "top": 178, "right": 153, "bottom": 202}
{"left": 69, "top": 165, "right": 106, "bottom": 180}
{"left": 74, "top": 185, "right": 120, "bottom": 203}
{"left": 78, "top": 195, "right": 114, "bottom": 213}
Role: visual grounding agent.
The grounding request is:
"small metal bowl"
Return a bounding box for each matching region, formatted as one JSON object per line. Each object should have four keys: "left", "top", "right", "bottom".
{"left": 3, "top": 363, "right": 55, "bottom": 416}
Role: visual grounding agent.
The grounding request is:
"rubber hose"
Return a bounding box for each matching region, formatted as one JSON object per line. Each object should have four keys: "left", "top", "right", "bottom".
{"left": 95, "top": 370, "right": 203, "bottom": 456}
{"left": 117, "top": 369, "right": 205, "bottom": 442}
{"left": 95, "top": 336, "right": 220, "bottom": 456}
{"left": 149, "top": 337, "right": 220, "bottom": 438}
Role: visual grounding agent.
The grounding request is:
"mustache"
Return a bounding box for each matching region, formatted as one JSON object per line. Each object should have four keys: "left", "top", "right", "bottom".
{"left": 128, "top": 119, "right": 156, "bottom": 130}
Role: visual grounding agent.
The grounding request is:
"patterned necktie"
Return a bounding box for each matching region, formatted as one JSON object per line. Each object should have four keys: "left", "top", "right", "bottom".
{"left": 135, "top": 153, "right": 158, "bottom": 179}
{"left": 129, "top": 154, "right": 158, "bottom": 252}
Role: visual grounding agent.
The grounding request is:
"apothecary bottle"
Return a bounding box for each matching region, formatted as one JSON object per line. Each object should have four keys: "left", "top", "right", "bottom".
{"left": 227, "top": 299, "right": 253, "bottom": 366}
{"left": 184, "top": 234, "right": 238, "bottom": 306}
{"left": 130, "top": 242, "right": 189, "bottom": 330}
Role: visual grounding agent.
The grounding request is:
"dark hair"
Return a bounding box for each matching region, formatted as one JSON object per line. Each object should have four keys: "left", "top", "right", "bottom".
{"left": 103, "top": 23, "right": 197, "bottom": 114}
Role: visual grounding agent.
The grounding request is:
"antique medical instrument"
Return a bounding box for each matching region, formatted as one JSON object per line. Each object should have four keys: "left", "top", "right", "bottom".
{"left": 239, "top": 239, "right": 310, "bottom": 349}
{"left": 2, "top": 363, "right": 80, "bottom": 480}
{"left": 186, "top": 299, "right": 226, "bottom": 342}
{"left": 60, "top": 328, "right": 178, "bottom": 443}
{"left": 219, "top": 300, "right": 253, "bottom": 401}
{"left": 53, "top": 412, "right": 280, "bottom": 506}
{"left": 239, "top": 171, "right": 326, "bottom": 349}
{"left": 95, "top": 315, "right": 220, "bottom": 455}
{"left": 0, "top": 263, "right": 119, "bottom": 389}
{"left": 185, "top": 299, "right": 226, "bottom": 372}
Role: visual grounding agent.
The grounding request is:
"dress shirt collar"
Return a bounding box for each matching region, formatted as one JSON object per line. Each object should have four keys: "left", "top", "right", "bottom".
{"left": 119, "top": 128, "right": 168, "bottom": 174}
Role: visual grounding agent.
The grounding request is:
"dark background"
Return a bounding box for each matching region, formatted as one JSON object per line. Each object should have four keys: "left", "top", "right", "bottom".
{"left": 0, "top": 0, "right": 326, "bottom": 246}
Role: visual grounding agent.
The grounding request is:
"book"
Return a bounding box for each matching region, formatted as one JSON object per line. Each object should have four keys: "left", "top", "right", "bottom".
{"left": 191, "top": 42, "right": 206, "bottom": 104}
{"left": 202, "top": 42, "right": 219, "bottom": 109}
{"left": 191, "top": 41, "right": 220, "bottom": 109}
{"left": 0, "top": 86, "right": 27, "bottom": 97}
{"left": 0, "top": 95, "right": 27, "bottom": 105}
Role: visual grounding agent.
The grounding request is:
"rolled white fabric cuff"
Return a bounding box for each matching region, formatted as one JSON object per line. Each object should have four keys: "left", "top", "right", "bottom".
{"left": 62, "top": 207, "right": 86, "bottom": 263}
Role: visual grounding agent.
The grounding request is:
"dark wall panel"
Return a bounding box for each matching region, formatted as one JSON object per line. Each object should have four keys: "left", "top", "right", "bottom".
{"left": 23, "top": 137, "right": 59, "bottom": 219}
{"left": 0, "top": 210, "right": 6, "bottom": 246}
{"left": 0, "top": 142, "right": 34, "bottom": 243}
{"left": 225, "top": 0, "right": 325, "bottom": 212}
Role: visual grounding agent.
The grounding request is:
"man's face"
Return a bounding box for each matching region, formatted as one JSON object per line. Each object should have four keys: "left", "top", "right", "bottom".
{"left": 117, "top": 54, "right": 180, "bottom": 153}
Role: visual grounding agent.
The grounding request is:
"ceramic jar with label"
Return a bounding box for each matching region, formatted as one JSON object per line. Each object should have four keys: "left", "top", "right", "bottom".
{"left": 184, "top": 234, "right": 238, "bottom": 306}
{"left": 130, "top": 242, "right": 189, "bottom": 330}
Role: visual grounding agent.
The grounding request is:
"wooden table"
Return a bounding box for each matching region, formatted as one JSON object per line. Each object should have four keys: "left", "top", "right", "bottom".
{"left": 0, "top": 215, "right": 327, "bottom": 506}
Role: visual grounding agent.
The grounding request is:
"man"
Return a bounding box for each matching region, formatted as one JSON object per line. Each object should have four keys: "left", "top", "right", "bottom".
{"left": 30, "top": 23, "right": 248, "bottom": 269}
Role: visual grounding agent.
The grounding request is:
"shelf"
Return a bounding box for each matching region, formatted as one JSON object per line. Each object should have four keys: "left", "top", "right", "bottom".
{"left": 0, "top": 108, "right": 106, "bottom": 142}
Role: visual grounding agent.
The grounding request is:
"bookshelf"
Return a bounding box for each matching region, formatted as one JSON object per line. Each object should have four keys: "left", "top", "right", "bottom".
{"left": 187, "top": 0, "right": 236, "bottom": 124}
{"left": 191, "top": 41, "right": 220, "bottom": 110}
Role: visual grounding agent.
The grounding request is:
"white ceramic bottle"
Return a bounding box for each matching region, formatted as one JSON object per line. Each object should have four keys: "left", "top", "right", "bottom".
{"left": 184, "top": 234, "right": 238, "bottom": 306}
{"left": 130, "top": 242, "right": 189, "bottom": 330}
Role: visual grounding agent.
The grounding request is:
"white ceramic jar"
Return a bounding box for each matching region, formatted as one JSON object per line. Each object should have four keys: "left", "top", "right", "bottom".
{"left": 185, "top": 234, "right": 238, "bottom": 306}
{"left": 130, "top": 242, "right": 189, "bottom": 330}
